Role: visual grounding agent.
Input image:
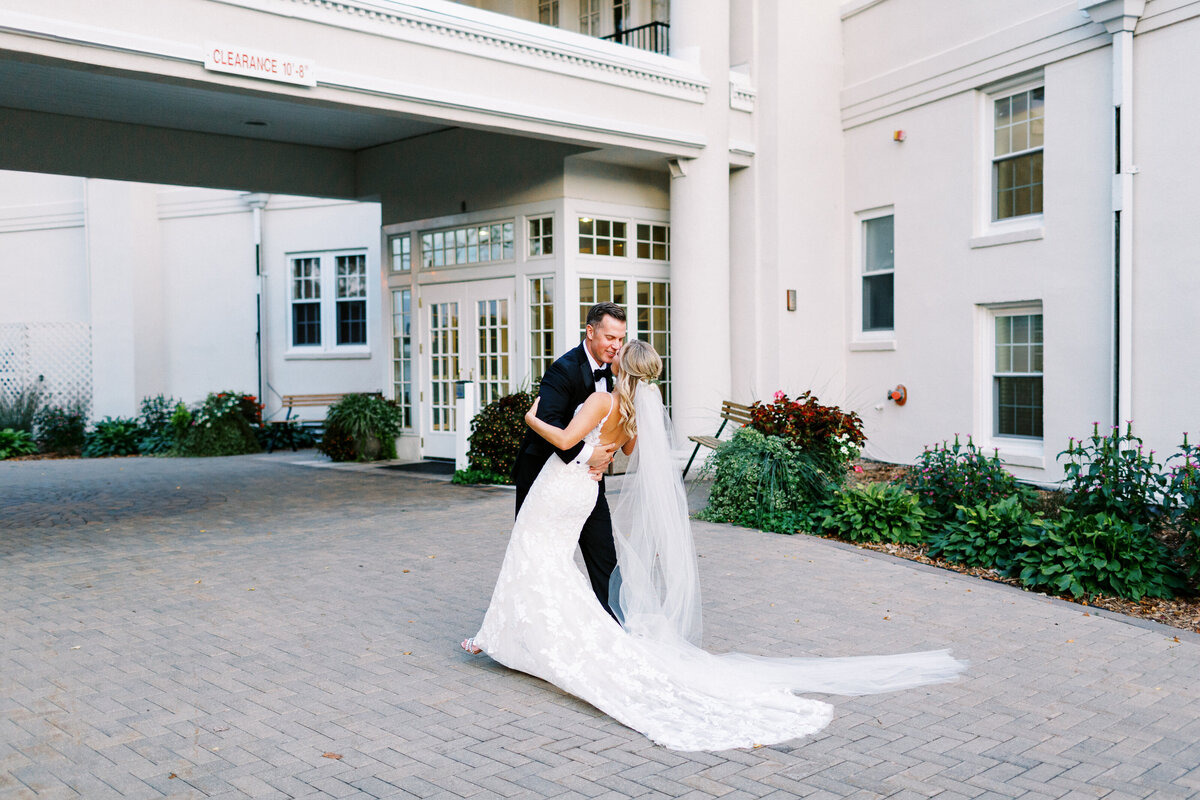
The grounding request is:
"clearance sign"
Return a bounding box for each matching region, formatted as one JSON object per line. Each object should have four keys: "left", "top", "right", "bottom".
{"left": 204, "top": 43, "right": 316, "bottom": 87}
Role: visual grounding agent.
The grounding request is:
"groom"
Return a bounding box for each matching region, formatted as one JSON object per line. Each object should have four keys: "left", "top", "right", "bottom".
{"left": 512, "top": 301, "right": 624, "bottom": 616}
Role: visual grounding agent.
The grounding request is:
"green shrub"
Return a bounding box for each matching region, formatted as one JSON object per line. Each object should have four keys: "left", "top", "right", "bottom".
{"left": 749, "top": 391, "right": 865, "bottom": 474}
{"left": 1165, "top": 433, "right": 1200, "bottom": 530}
{"left": 1008, "top": 510, "right": 1185, "bottom": 601}
{"left": 137, "top": 395, "right": 183, "bottom": 455}
{"left": 0, "top": 382, "right": 45, "bottom": 433}
{"left": 176, "top": 392, "right": 261, "bottom": 457}
{"left": 698, "top": 427, "right": 836, "bottom": 532}
{"left": 465, "top": 390, "right": 535, "bottom": 480}
{"left": 83, "top": 417, "right": 142, "bottom": 457}
{"left": 927, "top": 495, "right": 1040, "bottom": 570}
{"left": 451, "top": 468, "right": 512, "bottom": 485}
{"left": 319, "top": 393, "right": 402, "bottom": 462}
{"left": 906, "top": 435, "right": 1021, "bottom": 521}
{"left": 33, "top": 400, "right": 88, "bottom": 454}
{"left": 815, "top": 482, "right": 927, "bottom": 544}
{"left": 0, "top": 428, "right": 38, "bottom": 459}
{"left": 1059, "top": 422, "right": 1168, "bottom": 528}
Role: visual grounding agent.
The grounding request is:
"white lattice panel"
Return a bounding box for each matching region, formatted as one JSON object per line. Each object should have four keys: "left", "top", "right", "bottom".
{"left": 0, "top": 323, "right": 93, "bottom": 414}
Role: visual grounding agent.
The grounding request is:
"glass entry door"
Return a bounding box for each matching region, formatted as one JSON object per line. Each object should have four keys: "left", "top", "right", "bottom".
{"left": 419, "top": 279, "right": 515, "bottom": 459}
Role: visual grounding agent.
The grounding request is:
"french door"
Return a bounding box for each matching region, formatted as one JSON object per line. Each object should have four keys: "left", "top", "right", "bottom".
{"left": 419, "top": 279, "right": 515, "bottom": 459}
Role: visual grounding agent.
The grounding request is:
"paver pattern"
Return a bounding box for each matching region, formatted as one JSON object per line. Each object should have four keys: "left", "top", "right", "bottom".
{"left": 2, "top": 453, "right": 1199, "bottom": 799}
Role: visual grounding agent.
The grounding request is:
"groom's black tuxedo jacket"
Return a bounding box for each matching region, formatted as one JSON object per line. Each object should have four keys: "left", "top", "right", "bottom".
{"left": 512, "top": 342, "right": 603, "bottom": 491}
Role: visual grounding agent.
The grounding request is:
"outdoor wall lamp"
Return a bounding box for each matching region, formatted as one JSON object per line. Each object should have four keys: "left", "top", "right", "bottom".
{"left": 888, "top": 385, "right": 907, "bottom": 405}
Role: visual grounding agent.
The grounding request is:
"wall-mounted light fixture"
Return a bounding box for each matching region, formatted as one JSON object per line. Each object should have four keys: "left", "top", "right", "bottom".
{"left": 786, "top": 289, "right": 797, "bottom": 312}
{"left": 887, "top": 384, "right": 907, "bottom": 405}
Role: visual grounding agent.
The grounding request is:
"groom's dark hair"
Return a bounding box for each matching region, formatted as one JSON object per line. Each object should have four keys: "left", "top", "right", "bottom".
{"left": 586, "top": 301, "right": 626, "bottom": 327}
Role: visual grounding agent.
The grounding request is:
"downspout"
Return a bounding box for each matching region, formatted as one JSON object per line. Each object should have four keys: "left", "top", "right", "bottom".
{"left": 1079, "top": 0, "right": 1144, "bottom": 428}
{"left": 242, "top": 193, "right": 271, "bottom": 409}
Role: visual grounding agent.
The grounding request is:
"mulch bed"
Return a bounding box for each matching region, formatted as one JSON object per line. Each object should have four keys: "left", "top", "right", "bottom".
{"left": 834, "top": 459, "right": 1200, "bottom": 636}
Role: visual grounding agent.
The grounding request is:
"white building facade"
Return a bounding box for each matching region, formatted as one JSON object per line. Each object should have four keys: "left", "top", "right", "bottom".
{"left": 0, "top": 0, "right": 1197, "bottom": 481}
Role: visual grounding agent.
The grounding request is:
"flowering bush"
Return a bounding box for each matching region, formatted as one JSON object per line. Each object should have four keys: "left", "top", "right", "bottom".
{"left": 176, "top": 391, "right": 262, "bottom": 457}
{"left": 905, "top": 435, "right": 1020, "bottom": 521}
{"left": 750, "top": 390, "right": 864, "bottom": 473}
{"left": 137, "top": 394, "right": 184, "bottom": 455}
{"left": 1059, "top": 422, "right": 1168, "bottom": 528}
{"left": 34, "top": 399, "right": 88, "bottom": 454}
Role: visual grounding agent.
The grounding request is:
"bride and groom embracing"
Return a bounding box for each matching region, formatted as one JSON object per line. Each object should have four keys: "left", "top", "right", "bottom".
{"left": 462, "top": 302, "right": 964, "bottom": 751}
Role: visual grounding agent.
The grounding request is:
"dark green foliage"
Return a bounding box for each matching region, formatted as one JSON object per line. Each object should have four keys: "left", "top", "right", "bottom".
{"left": 1165, "top": 433, "right": 1200, "bottom": 530}
{"left": 815, "top": 482, "right": 926, "bottom": 544}
{"left": 927, "top": 495, "right": 1040, "bottom": 570}
{"left": 906, "top": 435, "right": 1020, "bottom": 521}
{"left": 0, "top": 428, "right": 38, "bottom": 459}
{"left": 317, "top": 423, "right": 359, "bottom": 462}
{"left": 319, "top": 394, "right": 402, "bottom": 462}
{"left": 33, "top": 400, "right": 88, "bottom": 454}
{"left": 1008, "top": 511, "right": 1185, "bottom": 601}
{"left": 1059, "top": 422, "right": 1168, "bottom": 528}
{"left": 0, "top": 382, "right": 45, "bottom": 433}
{"left": 255, "top": 419, "right": 317, "bottom": 451}
{"left": 83, "top": 417, "right": 142, "bottom": 457}
{"left": 698, "top": 427, "right": 836, "bottom": 531}
{"left": 465, "top": 390, "right": 535, "bottom": 480}
{"left": 176, "top": 392, "right": 261, "bottom": 457}
{"left": 137, "top": 395, "right": 183, "bottom": 455}
{"left": 451, "top": 468, "right": 512, "bottom": 486}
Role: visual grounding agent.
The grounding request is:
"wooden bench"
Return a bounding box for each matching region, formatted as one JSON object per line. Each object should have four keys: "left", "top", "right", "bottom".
{"left": 266, "top": 393, "right": 378, "bottom": 452}
{"left": 682, "top": 400, "right": 755, "bottom": 478}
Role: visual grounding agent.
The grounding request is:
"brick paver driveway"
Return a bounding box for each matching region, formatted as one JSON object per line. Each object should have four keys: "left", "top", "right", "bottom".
{"left": 3, "top": 454, "right": 1199, "bottom": 799}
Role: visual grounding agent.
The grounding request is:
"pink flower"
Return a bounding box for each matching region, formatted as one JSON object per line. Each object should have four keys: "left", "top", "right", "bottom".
{"left": 854, "top": 465, "right": 864, "bottom": 473}
{"left": 773, "top": 390, "right": 785, "bottom": 402}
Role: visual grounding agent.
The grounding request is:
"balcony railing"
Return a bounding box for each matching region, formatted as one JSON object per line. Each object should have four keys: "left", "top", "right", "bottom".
{"left": 601, "top": 21, "right": 669, "bottom": 56}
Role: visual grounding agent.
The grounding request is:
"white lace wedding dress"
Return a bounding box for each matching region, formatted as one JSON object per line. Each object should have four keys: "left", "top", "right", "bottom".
{"left": 470, "top": 393, "right": 964, "bottom": 752}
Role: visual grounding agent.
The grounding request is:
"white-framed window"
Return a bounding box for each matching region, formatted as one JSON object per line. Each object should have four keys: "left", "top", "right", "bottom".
{"left": 578, "top": 217, "right": 627, "bottom": 257}
{"left": 389, "top": 233, "right": 411, "bottom": 272}
{"left": 529, "top": 216, "right": 554, "bottom": 258}
{"left": 538, "top": 0, "right": 558, "bottom": 26}
{"left": 862, "top": 214, "right": 894, "bottom": 332}
{"left": 420, "top": 221, "right": 514, "bottom": 269}
{"left": 636, "top": 279, "right": 670, "bottom": 410}
{"left": 635, "top": 223, "right": 670, "bottom": 261}
{"left": 613, "top": 0, "right": 629, "bottom": 32}
{"left": 476, "top": 298, "right": 510, "bottom": 408}
{"left": 578, "top": 277, "right": 628, "bottom": 334}
{"left": 391, "top": 289, "right": 413, "bottom": 429}
{"left": 992, "top": 85, "right": 1044, "bottom": 221}
{"left": 529, "top": 276, "right": 555, "bottom": 382}
{"left": 580, "top": 0, "right": 600, "bottom": 35}
{"left": 992, "top": 310, "right": 1043, "bottom": 440}
{"left": 289, "top": 250, "right": 369, "bottom": 351}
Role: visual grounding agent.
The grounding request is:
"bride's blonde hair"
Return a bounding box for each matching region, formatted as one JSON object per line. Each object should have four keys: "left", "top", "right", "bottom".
{"left": 614, "top": 340, "right": 663, "bottom": 439}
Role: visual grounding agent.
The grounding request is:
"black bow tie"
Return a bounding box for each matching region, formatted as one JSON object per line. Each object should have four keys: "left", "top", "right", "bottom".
{"left": 592, "top": 366, "right": 613, "bottom": 387}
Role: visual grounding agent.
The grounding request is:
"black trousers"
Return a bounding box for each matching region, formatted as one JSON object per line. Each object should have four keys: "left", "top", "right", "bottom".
{"left": 513, "top": 453, "right": 619, "bottom": 620}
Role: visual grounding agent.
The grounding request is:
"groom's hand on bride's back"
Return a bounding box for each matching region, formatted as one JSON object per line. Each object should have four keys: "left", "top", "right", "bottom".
{"left": 587, "top": 442, "right": 617, "bottom": 479}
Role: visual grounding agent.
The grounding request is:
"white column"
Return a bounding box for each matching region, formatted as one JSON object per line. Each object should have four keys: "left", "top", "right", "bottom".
{"left": 85, "top": 179, "right": 162, "bottom": 419}
{"left": 669, "top": 0, "right": 731, "bottom": 438}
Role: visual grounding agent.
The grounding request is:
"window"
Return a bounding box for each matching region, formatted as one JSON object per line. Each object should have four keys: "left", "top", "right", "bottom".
{"left": 335, "top": 255, "right": 367, "bottom": 346}
{"left": 289, "top": 250, "right": 369, "bottom": 351}
{"left": 530, "top": 277, "right": 555, "bottom": 382}
{"left": 538, "top": 0, "right": 558, "bottom": 26}
{"left": 392, "top": 289, "right": 413, "bottom": 428}
{"left": 636, "top": 280, "right": 670, "bottom": 409}
{"left": 390, "top": 234, "right": 411, "bottom": 272}
{"left": 421, "top": 221, "right": 514, "bottom": 269}
{"left": 529, "top": 216, "right": 554, "bottom": 257}
{"left": 993, "top": 312, "right": 1043, "bottom": 439}
{"left": 580, "top": 0, "right": 599, "bottom": 35}
{"left": 613, "top": 0, "right": 629, "bottom": 32}
{"left": 476, "top": 299, "right": 510, "bottom": 407}
{"left": 862, "top": 215, "right": 894, "bottom": 332}
{"left": 993, "top": 86, "right": 1044, "bottom": 220}
{"left": 578, "top": 217, "right": 626, "bottom": 257}
{"left": 578, "top": 278, "right": 627, "bottom": 335}
{"left": 636, "top": 223, "right": 670, "bottom": 261}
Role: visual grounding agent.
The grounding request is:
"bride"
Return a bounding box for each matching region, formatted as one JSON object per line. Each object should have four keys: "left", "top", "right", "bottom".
{"left": 462, "top": 340, "right": 964, "bottom": 751}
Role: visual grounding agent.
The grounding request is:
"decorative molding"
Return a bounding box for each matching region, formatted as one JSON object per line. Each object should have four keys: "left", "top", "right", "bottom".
{"left": 849, "top": 339, "right": 897, "bottom": 352}
{"left": 1078, "top": 0, "right": 1146, "bottom": 33}
{"left": 730, "top": 83, "right": 756, "bottom": 112}
{"left": 0, "top": 201, "right": 85, "bottom": 233}
{"left": 969, "top": 226, "right": 1045, "bottom": 249}
{"left": 213, "top": 0, "right": 708, "bottom": 102}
